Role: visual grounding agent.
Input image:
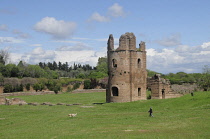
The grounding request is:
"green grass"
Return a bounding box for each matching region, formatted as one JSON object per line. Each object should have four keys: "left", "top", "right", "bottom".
{"left": 0, "top": 91, "right": 210, "bottom": 139}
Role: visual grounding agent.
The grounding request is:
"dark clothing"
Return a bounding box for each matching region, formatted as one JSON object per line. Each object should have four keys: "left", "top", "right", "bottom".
{"left": 148, "top": 108, "right": 153, "bottom": 117}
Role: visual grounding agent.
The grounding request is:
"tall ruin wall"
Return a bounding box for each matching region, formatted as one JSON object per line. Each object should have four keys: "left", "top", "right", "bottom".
{"left": 106, "top": 32, "right": 147, "bottom": 102}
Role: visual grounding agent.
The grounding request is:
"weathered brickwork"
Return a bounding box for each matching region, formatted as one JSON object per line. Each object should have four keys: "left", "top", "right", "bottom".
{"left": 106, "top": 32, "right": 147, "bottom": 102}
{"left": 147, "top": 74, "right": 183, "bottom": 99}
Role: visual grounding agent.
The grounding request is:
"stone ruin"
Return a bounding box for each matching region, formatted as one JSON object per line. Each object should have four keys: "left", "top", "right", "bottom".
{"left": 0, "top": 97, "right": 27, "bottom": 105}
{"left": 106, "top": 32, "right": 147, "bottom": 102}
{"left": 106, "top": 32, "right": 182, "bottom": 103}
{"left": 147, "top": 74, "right": 183, "bottom": 99}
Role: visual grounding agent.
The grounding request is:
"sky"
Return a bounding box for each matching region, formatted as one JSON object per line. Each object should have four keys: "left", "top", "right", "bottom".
{"left": 0, "top": 0, "right": 210, "bottom": 74}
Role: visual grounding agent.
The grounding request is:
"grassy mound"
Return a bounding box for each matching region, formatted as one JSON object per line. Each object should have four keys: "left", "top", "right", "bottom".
{"left": 0, "top": 91, "right": 210, "bottom": 138}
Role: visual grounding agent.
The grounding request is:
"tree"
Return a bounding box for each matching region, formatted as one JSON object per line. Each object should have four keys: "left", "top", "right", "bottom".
{"left": 2, "top": 64, "right": 17, "bottom": 77}
{"left": 88, "top": 57, "right": 108, "bottom": 79}
{"left": 0, "top": 49, "right": 10, "bottom": 65}
{"left": 0, "top": 73, "right": 4, "bottom": 86}
{"left": 198, "top": 65, "right": 210, "bottom": 91}
{"left": 17, "top": 61, "right": 28, "bottom": 78}
{"left": 52, "top": 61, "right": 58, "bottom": 70}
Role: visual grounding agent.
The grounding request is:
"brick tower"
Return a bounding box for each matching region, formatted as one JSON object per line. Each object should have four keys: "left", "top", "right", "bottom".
{"left": 106, "top": 32, "right": 147, "bottom": 102}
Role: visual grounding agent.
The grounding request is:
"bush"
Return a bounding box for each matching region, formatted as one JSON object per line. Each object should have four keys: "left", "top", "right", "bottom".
{"left": 3, "top": 83, "right": 24, "bottom": 93}
{"left": 73, "top": 83, "right": 80, "bottom": 90}
{"left": 84, "top": 80, "right": 91, "bottom": 89}
{"left": 18, "top": 84, "right": 23, "bottom": 92}
{"left": 3, "top": 84, "right": 12, "bottom": 93}
{"left": 67, "top": 86, "right": 72, "bottom": 92}
{"left": 54, "top": 85, "right": 60, "bottom": 94}
{"left": 33, "top": 83, "right": 41, "bottom": 92}
{"left": 147, "top": 91, "right": 151, "bottom": 99}
{"left": 25, "top": 83, "right": 30, "bottom": 91}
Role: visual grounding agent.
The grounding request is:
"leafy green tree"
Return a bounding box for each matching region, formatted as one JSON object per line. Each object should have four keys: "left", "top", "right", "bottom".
{"left": 0, "top": 73, "right": 4, "bottom": 86}
{"left": 88, "top": 71, "right": 107, "bottom": 79}
{"left": 11, "top": 66, "right": 19, "bottom": 77}
{"left": 17, "top": 61, "right": 28, "bottom": 78}
{"left": 96, "top": 57, "right": 108, "bottom": 74}
{"left": 27, "top": 65, "right": 46, "bottom": 78}
{"left": 147, "top": 69, "right": 160, "bottom": 77}
{"left": 2, "top": 64, "right": 17, "bottom": 77}
{"left": 198, "top": 65, "right": 210, "bottom": 91}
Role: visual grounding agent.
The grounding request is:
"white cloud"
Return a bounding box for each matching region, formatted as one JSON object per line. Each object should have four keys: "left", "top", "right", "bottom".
{"left": 34, "top": 17, "right": 77, "bottom": 39}
{"left": 201, "top": 42, "right": 210, "bottom": 49}
{"left": 10, "top": 46, "right": 106, "bottom": 67}
{"left": 0, "top": 24, "right": 8, "bottom": 31}
{"left": 30, "top": 44, "right": 42, "bottom": 47}
{"left": 56, "top": 43, "right": 92, "bottom": 51}
{"left": 108, "top": 3, "right": 126, "bottom": 17}
{"left": 155, "top": 34, "right": 181, "bottom": 47}
{"left": 87, "top": 3, "right": 126, "bottom": 23}
{"left": 0, "top": 37, "right": 23, "bottom": 43}
{"left": 147, "top": 42, "right": 210, "bottom": 73}
{"left": 87, "top": 12, "right": 110, "bottom": 22}
{"left": 22, "top": 48, "right": 55, "bottom": 64}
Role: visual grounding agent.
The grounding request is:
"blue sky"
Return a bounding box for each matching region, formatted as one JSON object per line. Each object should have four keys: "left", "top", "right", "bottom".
{"left": 0, "top": 0, "right": 210, "bottom": 73}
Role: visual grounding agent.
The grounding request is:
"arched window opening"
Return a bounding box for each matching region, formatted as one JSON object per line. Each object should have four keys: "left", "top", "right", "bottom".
{"left": 138, "top": 88, "right": 141, "bottom": 96}
{"left": 138, "top": 58, "right": 141, "bottom": 68}
{"left": 112, "top": 87, "right": 119, "bottom": 96}
{"left": 112, "top": 59, "right": 117, "bottom": 68}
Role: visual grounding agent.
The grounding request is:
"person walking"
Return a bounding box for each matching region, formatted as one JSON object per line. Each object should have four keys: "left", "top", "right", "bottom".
{"left": 148, "top": 107, "right": 154, "bottom": 117}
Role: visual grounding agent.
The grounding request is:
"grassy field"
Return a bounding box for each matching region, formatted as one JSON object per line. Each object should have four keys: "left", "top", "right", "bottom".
{"left": 0, "top": 91, "right": 210, "bottom": 139}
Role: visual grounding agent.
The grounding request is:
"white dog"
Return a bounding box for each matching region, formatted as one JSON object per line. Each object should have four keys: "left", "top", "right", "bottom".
{"left": 68, "top": 113, "right": 77, "bottom": 117}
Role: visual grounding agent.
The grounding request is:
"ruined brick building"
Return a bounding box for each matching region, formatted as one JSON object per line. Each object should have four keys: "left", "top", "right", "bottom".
{"left": 106, "top": 32, "right": 182, "bottom": 103}
{"left": 106, "top": 32, "right": 147, "bottom": 102}
{"left": 147, "top": 74, "right": 183, "bottom": 99}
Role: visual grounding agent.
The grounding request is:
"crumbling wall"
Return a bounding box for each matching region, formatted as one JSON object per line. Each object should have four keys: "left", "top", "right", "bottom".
{"left": 106, "top": 32, "right": 147, "bottom": 102}
{"left": 148, "top": 74, "right": 183, "bottom": 99}
{"left": 0, "top": 97, "right": 27, "bottom": 105}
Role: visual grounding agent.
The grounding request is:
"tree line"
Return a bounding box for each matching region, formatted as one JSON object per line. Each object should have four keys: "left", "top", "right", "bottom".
{"left": 0, "top": 49, "right": 210, "bottom": 91}
{"left": 0, "top": 52, "right": 108, "bottom": 80}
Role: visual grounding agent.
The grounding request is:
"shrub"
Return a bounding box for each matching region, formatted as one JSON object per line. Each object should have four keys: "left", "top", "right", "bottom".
{"left": 73, "top": 83, "right": 80, "bottom": 90}
{"left": 3, "top": 84, "right": 12, "bottom": 93}
{"left": 147, "top": 91, "right": 151, "bottom": 99}
{"left": 33, "top": 83, "right": 40, "bottom": 92}
{"left": 84, "top": 80, "right": 91, "bottom": 89}
{"left": 67, "top": 86, "right": 72, "bottom": 92}
{"left": 18, "top": 84, "right": 23, "bottom": 92}
{"left": 53, "top": 83, "right": 62, "bottom": 94}
{"left": 147, "top": 94, "right": 151, "bottom": 99}
{"left": 25, "top": 83, "right": 30, "bottom": 91}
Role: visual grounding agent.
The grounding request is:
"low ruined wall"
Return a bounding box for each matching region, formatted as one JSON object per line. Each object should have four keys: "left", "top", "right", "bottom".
{"left": 165, "top": 93, "right": 183, "bottom": 99}
{"left": 0, "top": 91, "right": 57, "bottom": 97}
{"left": 71, "top": 89, "right": 106, "bottom": 93}
{"left": 171, "top": 83, "right": 201, "bottom": 94}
